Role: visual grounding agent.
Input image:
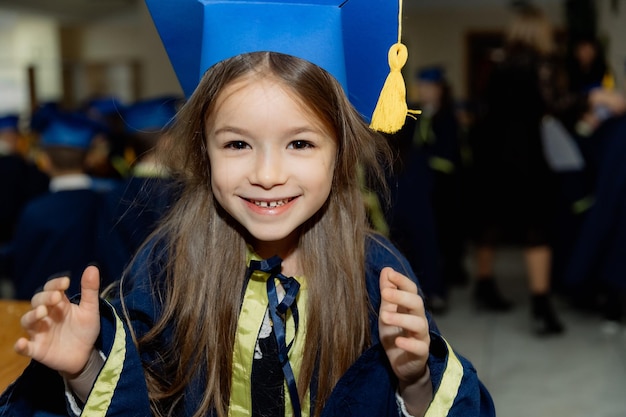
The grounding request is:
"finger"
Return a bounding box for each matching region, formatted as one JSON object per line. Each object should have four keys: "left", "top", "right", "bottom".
{"left": 42, "top": 275, "right": 71, "bottom": 292}
{"left": 30, "top": 288, "right": 64, "bottom": 309}
{"left": 381, "top": 289, "right": 425, "bottom": 317}
{"left": 78, "top": 265, "right": 101, "bottom": 312}
{"left": 380, "top": 309, "right": 428, "bottom": 336}
{"left": 14, "top": 337, "right": 32, "bottom": 357}
{"left": 386, "top": 270, "right": 418, "bottom": 295}
{"left": 379, "top": 267, "right": 400, "bottom": 313}
{"left": 394, "top": 334, "right": 431, "bottom": 358}
{"left": 20, "top": 304, "right": 48, "bottom": 329}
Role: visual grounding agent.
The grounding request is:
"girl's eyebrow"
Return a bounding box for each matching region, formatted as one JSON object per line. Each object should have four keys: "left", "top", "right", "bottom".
{"left": 213, "top": 126, "right": 246, "bottom": 136}
{"left": 213, "top": 125, "right": 324, "bottom": 136}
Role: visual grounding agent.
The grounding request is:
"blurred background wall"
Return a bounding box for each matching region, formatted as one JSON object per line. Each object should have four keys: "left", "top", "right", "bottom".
{"left": 0, "top": 0, "right": 624, "bottom": 116}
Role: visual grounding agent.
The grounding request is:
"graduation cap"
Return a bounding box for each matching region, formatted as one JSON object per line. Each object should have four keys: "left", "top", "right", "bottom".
{"left": 84, "top": 96, "right": 123, "bottom": 119}
{"left": 417, "top": 66, "right": 445, "bottom": 83}
{"left": 30, "top": 102, "right": 61, "bottom": 132}
{"left": 145, "top": 0, "right": 415, "bottom": 133}
{"left": 39, "top": 113, "right": 104, "bottom": 150}
{"left": 121, "top": 96, "right": 181, "bottom": 133}
{"left": 0, "top": 114, "right": 19, "bottom": 131}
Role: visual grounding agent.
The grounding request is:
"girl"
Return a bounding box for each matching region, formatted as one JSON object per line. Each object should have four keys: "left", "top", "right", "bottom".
{"left": 2, "top": 22, "right": 493, "bottom": 417}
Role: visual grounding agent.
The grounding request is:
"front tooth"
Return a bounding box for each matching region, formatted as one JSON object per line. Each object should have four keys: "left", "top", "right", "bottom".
{"left": 254, "top": 199, "right": 288, "bottom": 207}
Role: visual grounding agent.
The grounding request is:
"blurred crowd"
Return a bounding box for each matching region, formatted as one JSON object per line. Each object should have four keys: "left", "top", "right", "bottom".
{"left": 0, "top": 94, "right": 183, "bottom": 300}
{"left": 383, "top": 4, "right": 626, "bottom": 336}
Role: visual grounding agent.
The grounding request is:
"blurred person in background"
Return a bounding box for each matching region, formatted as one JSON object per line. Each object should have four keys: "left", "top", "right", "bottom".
{"left": 6, "top": 112, "right": 110, "bottom": 300}
{"left": 559, "top": 32, "right": 626, "bottom": 330}
{"left": 548, "top": 31, "right": 625, "bottom": 295}
{"left": 98, "top": 96, "right": 182, "bottom": 282}
{"left": 468, "top": 4, "right": 565, "bottom": 335}
{"left": 414, "top": 66, "right": 468, "bottom": 293}
{"left": 564, "top": 109, "right": 626, "bottom": 334}
{"left": 0, "top": 114, "right": 49, "bottom": 246}
{"left": 82, "top": 96, "right": 128, "bottom": 191}
{"left": 0, "top": 114, "right": 49, "bottom": 298}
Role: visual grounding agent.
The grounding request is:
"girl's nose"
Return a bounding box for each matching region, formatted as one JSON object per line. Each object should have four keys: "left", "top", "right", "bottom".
{"left": 250, "top": 149, "right": 286, "bottom": 189}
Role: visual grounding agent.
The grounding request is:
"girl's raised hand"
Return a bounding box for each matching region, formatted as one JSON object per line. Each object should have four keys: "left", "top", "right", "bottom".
{"left": 379, "top": 267, "right": 432, "bottom": 415}
{"left": 14, "top": 265, "right": 101, "bottom": 377}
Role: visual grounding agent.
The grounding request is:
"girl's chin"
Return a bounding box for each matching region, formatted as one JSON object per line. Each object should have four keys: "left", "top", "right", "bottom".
{"left": 248, "top": 231, "right": 299, "bottom": 252}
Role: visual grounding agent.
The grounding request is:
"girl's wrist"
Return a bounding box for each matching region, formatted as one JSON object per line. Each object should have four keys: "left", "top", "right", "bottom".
{"left": 61, "top": 348, "right": 104, "bottom": 403}
{"left": 398, "top": 366, "right": 433, "bottom": 417}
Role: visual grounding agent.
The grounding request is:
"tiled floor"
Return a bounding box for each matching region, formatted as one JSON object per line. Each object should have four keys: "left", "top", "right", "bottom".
{"left": 435, "top": 247, "right": 626, "bottom": 417}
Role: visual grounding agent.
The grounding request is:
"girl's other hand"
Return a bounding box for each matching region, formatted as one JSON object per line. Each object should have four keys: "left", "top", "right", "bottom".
{"left": 379, "top": 267, "right": 432, "bottom": 416}
{"left": 14, "top": 265, "right": 101, "bottom": 377}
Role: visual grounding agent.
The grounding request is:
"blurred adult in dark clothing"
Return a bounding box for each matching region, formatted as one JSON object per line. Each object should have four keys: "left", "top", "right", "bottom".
{"left": 385, "top": 74, "right": 447, "bottom": 313}
{"left": 549, "top": 33, "right": 624, "bottom": 292}
{"left": 414, "top": 66, "right": 468, "bottom": 292}
{"left": 0, "top": 114, "right": 49, "bottom": 297}
{"left": 469, "top": 5, "right": 564, "bottom": 334}
{"left": 98, "top": 96, "right": 182, "bottom": 282}
{"left": 8, "top": 112, "right": 108, "bottom": 300}
{"left": 385, "top": 120, "right": 442, "bottom": 313}
{"left": 565, "top": 114, "right": 626, "bottom": 330}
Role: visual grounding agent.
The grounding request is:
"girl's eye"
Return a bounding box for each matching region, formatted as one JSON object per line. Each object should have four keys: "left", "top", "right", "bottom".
{"left": 224, "top": 141, "right": 249, "bottom": 150}
{"left": 288, "top": 140, "right": 314, "bottom": 150}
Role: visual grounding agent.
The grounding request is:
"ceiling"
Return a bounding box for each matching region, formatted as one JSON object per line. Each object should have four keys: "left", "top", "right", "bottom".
{"left": 0, "top": 0, "right": 138, "bottom": 23}
{"left": 0, "top": 0, "right": 545, "bottom": 23}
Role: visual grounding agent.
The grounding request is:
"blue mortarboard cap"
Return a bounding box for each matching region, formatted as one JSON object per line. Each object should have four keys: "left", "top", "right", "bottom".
{"left": 121, "top": 96, "right": 181, "bottom": 133}
{"left": 145, "top": 0, "right": 398, "bottom": 122}
{"left": 0, "top": 114, "right": 19, "bottom": 131}
{"left": 417, "top": 66, "right": 445, "bottom": 83}
{"left": 40, "top": 113, "right": 103, "bottom": 150}
{"left": 85, "top": 96, "right": 123, "bottom": 118}
{"left": 30, "top": 102, "right": 62, "bottom": 132}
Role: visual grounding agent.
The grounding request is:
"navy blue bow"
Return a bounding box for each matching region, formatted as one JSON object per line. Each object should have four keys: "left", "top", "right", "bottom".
{"left": 249, "top": 256, "right": 302, "bottom": 417}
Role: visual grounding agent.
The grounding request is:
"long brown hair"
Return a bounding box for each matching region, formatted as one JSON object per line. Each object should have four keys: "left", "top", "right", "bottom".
{"left": 122, "top": 52, "right": 392, "bottom": 417}
{"left": 506, "top": 5, "right": 555, "bottom": 56}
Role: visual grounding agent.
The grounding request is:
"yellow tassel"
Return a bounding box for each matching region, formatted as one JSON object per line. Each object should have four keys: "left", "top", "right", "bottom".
{"left": 369, "top": 0, "right": 419, "bottom": 134}
{"left": 369, "top": 43, "right": 420, "bottom": 134}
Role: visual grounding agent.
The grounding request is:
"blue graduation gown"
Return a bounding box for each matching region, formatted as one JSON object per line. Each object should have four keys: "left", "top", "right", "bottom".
{"left": 98, "top": 176, "right": 177, "bottom": 282}
{"left": 10, "top": 189, "right": 106, "bottom": 300}
{"left": 0, "top": 235, "right": 495, "bottom": 416}
{"left": 565, "top": 115, "right": 626, "bottom": 291}
{"left": 0, "top": 154, "right": 49, "bottom": 245}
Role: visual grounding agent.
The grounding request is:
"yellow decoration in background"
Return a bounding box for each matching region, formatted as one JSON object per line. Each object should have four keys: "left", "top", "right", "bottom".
{"left": 601, "top": 72, "right": 615, "bottom": 91}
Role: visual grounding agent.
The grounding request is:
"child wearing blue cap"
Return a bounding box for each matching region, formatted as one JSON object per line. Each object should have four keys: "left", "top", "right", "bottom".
{"left": 6, "top": 112, "right": 112, "bottom": 300}
{"left": 1, "top": 1, "right": 494, "bottom": 416}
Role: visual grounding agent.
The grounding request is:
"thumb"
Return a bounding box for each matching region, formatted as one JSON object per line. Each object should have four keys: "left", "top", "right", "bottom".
{"left": 79, "top": 265, "right": 101, "bottom": 312}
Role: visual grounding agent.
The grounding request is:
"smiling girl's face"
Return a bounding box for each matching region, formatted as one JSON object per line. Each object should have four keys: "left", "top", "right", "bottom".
{"left": 206, "top": 75, "right": 337, "bottom": 256}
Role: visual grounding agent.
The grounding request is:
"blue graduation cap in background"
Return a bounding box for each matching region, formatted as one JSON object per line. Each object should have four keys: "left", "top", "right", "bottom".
{"left": 145, "top": 0, "right": 413, "bottom": 132}
{"left": 121, "top": 96, "right": 181, "bottom": 133}
{"left": 30, "top": 102, "right": 61, "bottom": 132}
{"left": 0, "top": 114, "right": 19, "bottom": 131}
{"left": 84, "top": 96, "right": 123, "bottom": 119}
{"left": 39, "top": 113, "right": 104, "bottom": 150}
{"left": 417, "top": 66, "right": 445, "bottom": 83}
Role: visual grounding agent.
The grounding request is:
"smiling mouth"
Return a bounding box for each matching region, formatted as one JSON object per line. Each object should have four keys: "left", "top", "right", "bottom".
{"left": 247, "top": 198, "right": 294, "bottom": 208}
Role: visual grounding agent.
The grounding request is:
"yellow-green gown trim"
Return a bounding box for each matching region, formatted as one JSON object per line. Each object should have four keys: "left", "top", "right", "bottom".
{"left": 228, "top": 251, "right": 310, "bottom": 417}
